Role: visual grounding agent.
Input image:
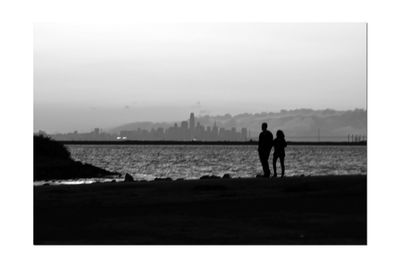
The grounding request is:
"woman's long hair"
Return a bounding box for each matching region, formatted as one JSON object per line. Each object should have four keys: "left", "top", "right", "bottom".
{"left": 276, "top": 130, "right": 285, "bottom": 139}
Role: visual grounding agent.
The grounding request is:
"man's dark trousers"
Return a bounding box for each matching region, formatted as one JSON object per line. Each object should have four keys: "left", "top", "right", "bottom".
{"left": 258, "top": 148, "right": 271, "bottom": 177}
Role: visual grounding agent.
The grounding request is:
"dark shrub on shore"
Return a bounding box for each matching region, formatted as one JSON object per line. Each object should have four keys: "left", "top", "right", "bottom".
{"left": 34, "top": 135, "right": 119, "bottom": 181}
{"left": 34, "top": 134, "right": 71, "bottom": 160}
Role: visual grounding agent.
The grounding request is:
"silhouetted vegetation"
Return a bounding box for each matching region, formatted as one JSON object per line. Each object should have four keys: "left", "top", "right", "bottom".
{"left": 34, "top": 134, "right": 71, "bottom": 160}
{"left": 34, "top": 135, "right": 120, "bottom": 181}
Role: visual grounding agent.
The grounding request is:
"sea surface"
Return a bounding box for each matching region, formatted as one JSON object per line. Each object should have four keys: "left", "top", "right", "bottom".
{"left": 53, "top": 144, "right": 366, "bottom": 183}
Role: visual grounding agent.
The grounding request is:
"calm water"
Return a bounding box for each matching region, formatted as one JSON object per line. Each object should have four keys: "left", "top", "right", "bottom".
{"left": 65, "top": 144, "right": 366, "bottom": 181}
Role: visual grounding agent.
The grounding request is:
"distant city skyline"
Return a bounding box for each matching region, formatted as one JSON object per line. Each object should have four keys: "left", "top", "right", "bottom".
{"left": 34, "top": 23, "right": 366, "bottom": 133}
{"left": 47, "top": 112, "right": 249, "bottom": 141}
{"left": 41, "top": 109, "right": 367, "bottom": 142}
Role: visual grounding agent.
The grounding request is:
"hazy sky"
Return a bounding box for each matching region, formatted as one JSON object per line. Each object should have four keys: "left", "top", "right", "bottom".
{"left": 34, "top": 23, "right": 366, "bottom": 133}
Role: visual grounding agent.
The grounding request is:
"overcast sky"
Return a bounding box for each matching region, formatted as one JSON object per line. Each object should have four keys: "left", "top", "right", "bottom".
{"left": 34, "top": 23, "right": 366, "bottom": 133}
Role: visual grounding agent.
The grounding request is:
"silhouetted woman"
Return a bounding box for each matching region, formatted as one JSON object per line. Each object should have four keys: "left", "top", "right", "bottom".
{"left": 273, "top": 130, "right": 287, "bottom": 178}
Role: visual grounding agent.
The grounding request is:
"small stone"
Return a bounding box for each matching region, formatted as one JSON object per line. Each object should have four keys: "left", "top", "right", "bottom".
{"left": 124, "top": 173, "right": 134, "bottom": 182}
{"left": 222, "top": 174, "right": 232, "bottom": 179}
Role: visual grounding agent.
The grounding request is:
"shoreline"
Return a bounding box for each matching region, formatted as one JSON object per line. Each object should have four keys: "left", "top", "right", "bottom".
{"left": 34, "top": 174, "right": 367, "bottom": 245}
{"left": 34, "top": 173, "right": 366, "bottom": 186}
{"left": 60, "top": 140, "right": 367, "bottom": 146}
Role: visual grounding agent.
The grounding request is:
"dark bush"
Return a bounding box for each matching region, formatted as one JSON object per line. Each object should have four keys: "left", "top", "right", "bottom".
{"left": 34, "top": 134, "right": 71, "bottom": 160}
{"left": 33, "top": 134, "right": 120, "bottom": 181}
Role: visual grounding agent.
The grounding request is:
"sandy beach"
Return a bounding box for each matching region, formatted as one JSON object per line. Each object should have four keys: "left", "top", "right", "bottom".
{"left": 34, "top": 175, "right": 366, "bottom": 245}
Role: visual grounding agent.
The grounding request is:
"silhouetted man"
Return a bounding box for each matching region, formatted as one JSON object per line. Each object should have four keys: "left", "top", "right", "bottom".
{"left": 258, "top": 122, "right": 273, "bottom": 177}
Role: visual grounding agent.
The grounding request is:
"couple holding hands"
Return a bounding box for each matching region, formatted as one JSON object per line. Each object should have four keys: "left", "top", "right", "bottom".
{"left": 258, "top": 122, "right": 287, "bottom": 178}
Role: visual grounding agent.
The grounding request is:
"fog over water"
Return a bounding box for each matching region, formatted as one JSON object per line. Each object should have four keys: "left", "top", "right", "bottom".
{"left": 34, "top": 23, "right": 366, "bottom": 133}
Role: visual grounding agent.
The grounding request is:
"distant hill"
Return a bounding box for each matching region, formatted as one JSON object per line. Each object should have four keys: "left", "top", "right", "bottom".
{"left": 109, "top": 109, "right": 366, "bottom": 141}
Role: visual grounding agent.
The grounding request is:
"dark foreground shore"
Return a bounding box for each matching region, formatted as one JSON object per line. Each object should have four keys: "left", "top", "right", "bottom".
{"left": 34, "top": 175, "right": 366, "bottom": 245}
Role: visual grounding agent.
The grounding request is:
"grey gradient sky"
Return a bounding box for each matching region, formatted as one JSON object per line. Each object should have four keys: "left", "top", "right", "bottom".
{"left": 34, "top": 23, "right": 366, "bottom": 133}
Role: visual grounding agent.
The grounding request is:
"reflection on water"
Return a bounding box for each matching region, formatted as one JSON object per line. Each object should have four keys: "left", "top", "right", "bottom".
{"left": 61, "top": 145, "right": 366, "bottom": 181}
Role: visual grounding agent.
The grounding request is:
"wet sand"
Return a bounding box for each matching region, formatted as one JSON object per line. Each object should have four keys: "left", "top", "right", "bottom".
{"left": 34, "top": 175, "right": 366, "bottom": 245}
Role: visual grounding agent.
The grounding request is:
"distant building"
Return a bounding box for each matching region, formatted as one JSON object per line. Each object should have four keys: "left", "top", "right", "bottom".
{"left": 241, "top": 128, "right": 247, "bottom": 141}
{"left": 189, "top": 113, "right": 195, "bottom": 130}
{"left": 212, "top": 122, "right": 219, "bottom": 140}
{"left": 180, "top": 121, "right": 189, "bottom": 140}
{"left": 189, "top": 113, "right": 195, "bottom": 139}
{"left": 50, "top": 128, "right": 118, "bottom": 141}
{"left": 181, "top": 121, "right": 188, "bottom": 129}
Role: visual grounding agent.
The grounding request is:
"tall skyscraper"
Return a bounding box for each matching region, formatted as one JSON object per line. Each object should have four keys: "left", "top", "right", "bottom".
{"left": 189, "top": 112, "right": 195, "bottom": 139}
{"left": 189, "top": 113, "right": 195, "bottom": 130}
